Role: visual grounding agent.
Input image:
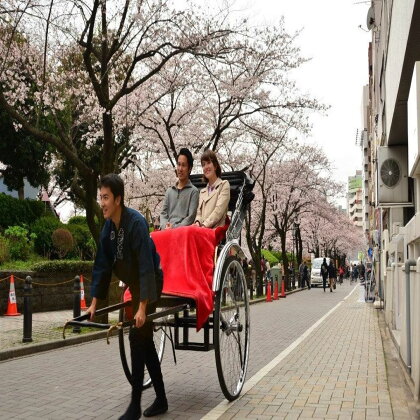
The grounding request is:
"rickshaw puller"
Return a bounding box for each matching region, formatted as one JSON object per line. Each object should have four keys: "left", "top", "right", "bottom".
{"left": 87, "top": 174, "right": 168, "bottom": 419}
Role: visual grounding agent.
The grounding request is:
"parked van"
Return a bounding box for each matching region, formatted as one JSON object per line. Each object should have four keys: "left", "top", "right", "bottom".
{"left": 311, "top": 257, "right": 330, "bottom": 287}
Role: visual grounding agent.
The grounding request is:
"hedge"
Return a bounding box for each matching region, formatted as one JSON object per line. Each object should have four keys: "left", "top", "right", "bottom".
{"left": 67, "top": 216, "right": 87, "bottom": 225}
{"left": 31, "top": 260, "right": 94, "bottom": 273}
{"left": 31, "top": 216, "right": 63, "bottom": 256}
{"left": 0, "top": 193, "right": 50, "bottom": 229}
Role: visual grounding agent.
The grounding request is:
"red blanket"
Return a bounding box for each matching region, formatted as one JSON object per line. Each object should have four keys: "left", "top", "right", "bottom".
{"left": 151, "top": 225, "right": 219, "bottom": 331}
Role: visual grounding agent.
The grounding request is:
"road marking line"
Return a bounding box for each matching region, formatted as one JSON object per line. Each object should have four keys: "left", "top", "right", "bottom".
{"left": 201, "top": 285, "right": 358, "bottom": 419}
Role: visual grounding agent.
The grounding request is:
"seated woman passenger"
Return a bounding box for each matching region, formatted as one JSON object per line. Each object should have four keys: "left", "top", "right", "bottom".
{"left": 195, "top": 150, "right": 230, "bottom": 228}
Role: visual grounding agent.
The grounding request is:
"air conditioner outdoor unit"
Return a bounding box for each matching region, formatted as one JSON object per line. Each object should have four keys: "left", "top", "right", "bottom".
{"left": 377, "top": 146, "right": 411, "bottom": 206}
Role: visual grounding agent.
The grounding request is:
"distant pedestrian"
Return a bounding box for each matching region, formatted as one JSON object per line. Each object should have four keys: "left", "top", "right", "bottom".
{"left": 302, "top": 261, "right": 310, "bottom": 290}
{"left": 289, "top": 263, "right": 296, "bottom": 289}
{"left": 321, "top": 258, "right": 329, "bottom": 292}
{"left": 351, "top": 264, "right": 358, "bottom": 283}
{"left": 359, "top": 262, "right": 366, "bottom": 281}
{"left": 265, "top": 259, "right": 271, "bottom": 282}
{"left": 299, "top": 261, "right": 305, "bottom": 288}
{"left": 249, "top": 259, "right": 256, "bottom": 291}
{"left": 338, "top": 266, "right": 344, "bottom": 284}
{"left": 328, "top": 260, "right": 336, "bottom": 292}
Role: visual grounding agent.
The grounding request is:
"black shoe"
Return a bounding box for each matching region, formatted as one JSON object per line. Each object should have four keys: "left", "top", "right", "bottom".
{"left": 323, "top": 288, "right": 326, "bottom": 292}
{"left": 143, "top": 398, "right": 168, "bottom": 417}
{"left": 119, "top": 402, "right": 141, "bottom": 420}
{"left": 330, "top": 289, "right": 333, "bottom": 292}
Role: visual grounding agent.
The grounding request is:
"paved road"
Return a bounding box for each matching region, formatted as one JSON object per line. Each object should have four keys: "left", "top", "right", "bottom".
{"left": 0, "top": 283, "right": 355, "bottom": 419}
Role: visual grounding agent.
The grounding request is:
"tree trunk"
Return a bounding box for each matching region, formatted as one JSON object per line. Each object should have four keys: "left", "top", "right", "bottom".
{"left": 280, "top": 231, "right": 289, "bottom": 290}
{"left": 102, "top": 111, "right": 114, "bottom": 175}
{"left": 18, "top": 185, "right": 24, "bottom": 200}
{"left": 84, "top": 177, "right": 101, "bottom": 245}
{"left": 297, "top": 228, "right": 302, "bottom": 265}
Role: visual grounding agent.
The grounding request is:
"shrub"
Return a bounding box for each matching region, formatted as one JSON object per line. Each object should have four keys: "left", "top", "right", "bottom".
{"left": 52, "top": 228, "right": 74, "bottom": 258}
{"left": 86, "top": 237, "right": 97, "bottom": 260}
{"left": 67, "top": 216, "right": 87, "bottom": 225}
{"left": 0, "top": 235, "right": 10, "bottom": 264}
{"left": 67, "top": 223, "right": 96, "bottom": 260}
{"left": 31, "top": 260, "right": 94, "bottom": 273}
{"left": 0, "top": 193, "right": 50, "bottom": 229}
{"left": 4, "top": 225, "right": 36, "bottom": 261}
{"left": 31, "top": 216, "right": 63, "bottom": 257}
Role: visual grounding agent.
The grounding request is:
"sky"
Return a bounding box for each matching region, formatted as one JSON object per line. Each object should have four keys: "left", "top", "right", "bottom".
{"left": 230, "top": 0, "right": 371, "bottom": 207}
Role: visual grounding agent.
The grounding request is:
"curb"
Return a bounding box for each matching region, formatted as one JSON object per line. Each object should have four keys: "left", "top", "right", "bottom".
{"left": 0, "top": 330, "right": 111, "bottom": 362}
{"left": 0, "top": 287, "right": 307, "bottom": 362}
{"left": 249, "top": 287, "right": 306, "bottom": 305}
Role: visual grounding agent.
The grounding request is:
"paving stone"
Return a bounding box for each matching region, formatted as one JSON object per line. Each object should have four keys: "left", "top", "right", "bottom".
{"left": 1, "top": 283, "right": 418, "bottom": 419}
{"left": 220, "top": 286, "right": 397, "bottom": 419}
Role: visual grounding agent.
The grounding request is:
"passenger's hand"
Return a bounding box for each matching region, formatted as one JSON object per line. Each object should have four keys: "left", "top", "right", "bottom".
{"left": 195, "top": 221, "right": 201, "bottom": 227}
{"left": 134, "top": 303, "right": 147, "bottom": 328}
{"left": 86, "top": 297, "right": 97, "bottom": 321}
{"left": 165, "top": 222, "right": 173, "bottom": 229}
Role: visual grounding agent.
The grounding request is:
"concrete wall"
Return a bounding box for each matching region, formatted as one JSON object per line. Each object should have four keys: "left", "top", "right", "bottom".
{"left": 382, "top": 257, "right": 420, "bottom": 400}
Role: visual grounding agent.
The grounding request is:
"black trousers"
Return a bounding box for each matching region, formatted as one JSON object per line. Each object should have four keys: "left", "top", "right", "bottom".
{"left": 128, "top": 300, "right": 165, "bottom": 400}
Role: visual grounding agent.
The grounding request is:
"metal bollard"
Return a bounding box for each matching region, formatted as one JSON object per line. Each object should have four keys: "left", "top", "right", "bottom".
{"left": 73, "top": 276, "right": 81, "bottom": 333}
{"left": 22, "top": 276, "right": 33, "bottom": 343}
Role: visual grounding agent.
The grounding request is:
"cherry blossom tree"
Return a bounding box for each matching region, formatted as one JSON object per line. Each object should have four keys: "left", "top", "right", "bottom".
{"left": 301, "top": 203, "right": 365, "bottom": 264}
{"left": 265, "top": 144, "right": 340, "bottom": 289}
{"left": 0, "top": 0, "right": 240, "bottom": 241}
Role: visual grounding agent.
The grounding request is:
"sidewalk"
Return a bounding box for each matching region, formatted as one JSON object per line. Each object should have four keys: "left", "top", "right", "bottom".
{"left": 205, "top": 286, "right": 420, "bottom": 420}
{"left": 0, "top": 287, "right": 304, "bottom": 360}
{"left": 0, "top": 309, "right": 119, "bottom": 357}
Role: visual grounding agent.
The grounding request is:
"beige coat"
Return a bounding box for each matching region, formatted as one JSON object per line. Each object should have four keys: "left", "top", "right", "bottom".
{"left": 195, "top": 178, "right": 230, "bottom": 228}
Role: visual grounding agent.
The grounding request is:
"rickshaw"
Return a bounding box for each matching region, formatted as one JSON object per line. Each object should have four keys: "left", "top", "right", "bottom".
{"left": 63, "top": 171, "right": 254, "bottom": 401}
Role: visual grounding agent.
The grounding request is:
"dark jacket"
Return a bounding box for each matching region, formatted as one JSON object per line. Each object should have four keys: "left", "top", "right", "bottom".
{"left": 321, "top": 261, "right": 329, "bottom": 279}
{"left": 328, "top": 263, "right": 336, "bottom": 279}
{"left": 91, "top": 207, "right": 162, "bottom": 303}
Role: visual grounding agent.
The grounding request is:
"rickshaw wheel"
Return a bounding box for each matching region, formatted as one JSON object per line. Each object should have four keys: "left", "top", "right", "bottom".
{"left": 214, "top": 255, "right": 250, "bottom": 401}
{"left": 118, "top": 304, "right": 167, "bottom": 389}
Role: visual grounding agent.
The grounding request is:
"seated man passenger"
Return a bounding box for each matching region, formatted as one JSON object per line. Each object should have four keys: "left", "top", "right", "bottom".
{"left": 195, "top": 150, "right": 230, "bottom": 228}
{"left": 160, "top": 148, "right": 199, "bottom": 229}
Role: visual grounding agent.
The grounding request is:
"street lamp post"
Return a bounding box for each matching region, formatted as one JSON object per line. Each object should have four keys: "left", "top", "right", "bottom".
{"left": 294, "top": 221, "right": 300, "bottom": 287}
{"left": 291, "top": 223, "right": 296, "bottom": 289}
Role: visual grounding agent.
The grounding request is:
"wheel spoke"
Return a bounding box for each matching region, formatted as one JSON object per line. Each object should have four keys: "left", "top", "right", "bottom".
{"left": 215, "top": 257, "right": 250, "bottom": 400}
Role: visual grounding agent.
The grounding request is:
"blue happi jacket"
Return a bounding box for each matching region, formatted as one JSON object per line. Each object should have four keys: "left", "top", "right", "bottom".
{"left": 90, "top": 207, "right": 162, "bottom": 303}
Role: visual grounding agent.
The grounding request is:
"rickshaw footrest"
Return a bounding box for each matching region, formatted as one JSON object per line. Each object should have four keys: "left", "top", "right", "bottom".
{"left": 175, "top": 343, "right": 214, "bottom": 352}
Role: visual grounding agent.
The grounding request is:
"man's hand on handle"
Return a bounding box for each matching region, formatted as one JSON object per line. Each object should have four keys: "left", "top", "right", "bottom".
{"left": 86, "top": 297, "right": 97, "bottom": 321}
{"left": 134, "top": 300, "right": 148, "bottom": 328}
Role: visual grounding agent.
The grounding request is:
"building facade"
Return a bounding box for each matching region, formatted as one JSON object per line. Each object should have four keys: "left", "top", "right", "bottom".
{"left": 363, "top": 0, "right": 420, "bottom": 400}
{"left": 347, "top": 171, "right": 363, "bottom": 228}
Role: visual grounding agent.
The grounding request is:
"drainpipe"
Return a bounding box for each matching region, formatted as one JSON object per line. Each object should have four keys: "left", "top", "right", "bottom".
{"left": 405, "top": 259, "right": 416, "bottom": 372}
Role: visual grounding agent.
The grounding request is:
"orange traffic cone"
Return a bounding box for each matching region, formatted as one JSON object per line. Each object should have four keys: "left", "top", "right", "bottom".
{"left": 266, "top": 281, "right": 272, "bottom": 302}
{"left": 5, "top": 275, "right": 21, "bottom": 316}
{"left": 80, "top": 275, "right": 88, "bottom": 310}
{"left": 273, "top": 280, "right": 279, "bottom": 300}
{"left": 280, "top": 277, "right": 286, "bottom": 298}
